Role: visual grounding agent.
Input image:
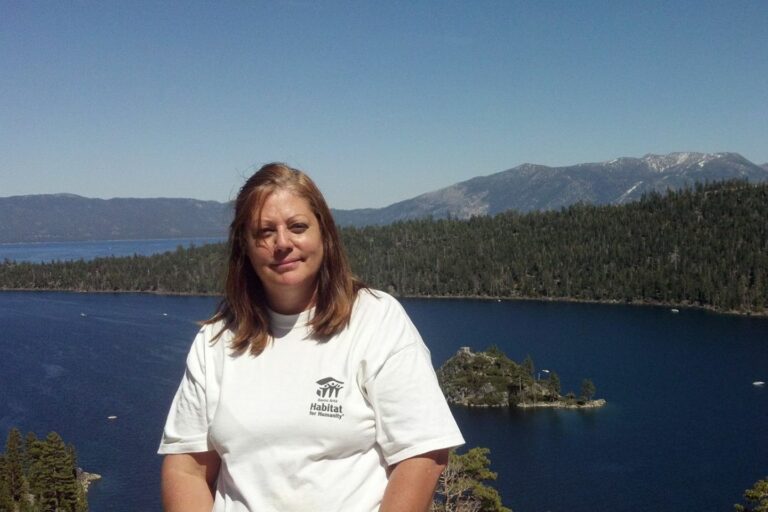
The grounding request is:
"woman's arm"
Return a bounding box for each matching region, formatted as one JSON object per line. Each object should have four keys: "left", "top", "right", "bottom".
{"left": 161, "top": 451, "right": 221, "bottom": 512}
{"left": 380, "top": 449, "right": 449, "bottom": 512}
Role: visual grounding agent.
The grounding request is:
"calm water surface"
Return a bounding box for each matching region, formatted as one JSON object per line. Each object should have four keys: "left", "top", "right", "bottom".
{"left": 0, "top": 237, "right": 224, "bottom": 263}
{"left": 0, "top": 292, "right": 766, "bottom": 512}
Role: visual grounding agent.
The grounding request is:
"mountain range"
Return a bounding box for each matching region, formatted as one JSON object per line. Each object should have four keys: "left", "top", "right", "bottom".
{"left": 2, "top": 152, "right": 767, "bottom": 242}
{"left": 330, "top": 152, "right": 768, "bottom": 226}
{"left": 0, "top": 194, "right": 230, "bottom": 243}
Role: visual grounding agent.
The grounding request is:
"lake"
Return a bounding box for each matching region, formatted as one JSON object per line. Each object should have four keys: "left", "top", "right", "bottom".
{"left": 0, "top": 237, "right": 225, "bottom": 263}
{"left": 1, "top": 292, "right": 766, "bottom": 511}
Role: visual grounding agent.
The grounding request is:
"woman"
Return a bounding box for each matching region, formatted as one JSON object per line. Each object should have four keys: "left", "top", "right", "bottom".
{"left": 159, "top": 163, "right": 464, "bottom": 512}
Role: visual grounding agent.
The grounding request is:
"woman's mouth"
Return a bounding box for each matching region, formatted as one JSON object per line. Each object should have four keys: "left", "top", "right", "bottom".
{"left": 270, "top": 258, "right": 302, "bottom": 271}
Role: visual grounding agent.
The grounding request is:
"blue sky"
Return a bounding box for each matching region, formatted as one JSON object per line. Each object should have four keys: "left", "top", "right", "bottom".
{"left": 2, "top": 1, "right": 766, "bottom": 209}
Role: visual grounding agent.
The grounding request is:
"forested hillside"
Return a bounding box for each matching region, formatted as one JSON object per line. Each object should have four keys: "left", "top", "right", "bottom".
{"left": 345, "top": 181, "right": 768, "bottom": 313}
{"left": 1, "top": 181, "right": 766, "bottom": 314}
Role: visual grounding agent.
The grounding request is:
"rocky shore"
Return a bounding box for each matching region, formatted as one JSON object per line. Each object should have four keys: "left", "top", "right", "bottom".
{"left": 77, "top": 468, "right": 102, "bottom": 492}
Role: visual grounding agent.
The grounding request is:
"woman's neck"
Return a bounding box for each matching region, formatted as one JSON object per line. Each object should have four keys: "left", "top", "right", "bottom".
{"left": 265, "top": 284, "right": 317, "bottom": 315}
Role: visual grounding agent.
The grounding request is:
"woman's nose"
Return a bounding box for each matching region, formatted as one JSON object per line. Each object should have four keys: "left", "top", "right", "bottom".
{"left": 274, "top": 228, "right": 292, "bottom": 251}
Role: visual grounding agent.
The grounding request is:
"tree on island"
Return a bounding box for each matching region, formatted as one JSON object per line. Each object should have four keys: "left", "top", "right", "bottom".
{"left": 522, "top": 355, "right": 534, "bottom": 380}
{"left": 580, "top": 379, "right": 596, "bottom": 401}
{"left": 432, "top": 447, "right": 511, "bottom": 512}
{"left": 545, "top": 372, "right": 561, "bottom": 400}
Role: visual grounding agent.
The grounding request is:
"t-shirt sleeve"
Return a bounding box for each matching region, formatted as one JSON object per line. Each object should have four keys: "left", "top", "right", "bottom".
{"left": 363, "top": 298, "right": 465, "bottom": 466}
{"left": 157, "top": 327, "right": 216, "bottom": 454}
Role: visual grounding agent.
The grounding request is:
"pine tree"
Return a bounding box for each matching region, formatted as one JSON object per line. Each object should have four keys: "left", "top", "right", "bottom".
{"left": 580, "top": 379, "right": 596, "bottom": 401}
{"left": 522, "top": 355, "right": 534, "bottom": 379}
{"left": 432, "top": 447, "right": 511, "bottom": 512}
{"left": 546, "top": 372, "right": 561, "bottom": 399}
{"left": 3, "top": 428, "right": 25, "bottom": 504}
{"left": 0, "top": 454, "right": 17, "bottom": 512}
{"left": 26, "top": 432, "right": 43, "bottom": 501}
{"left": 29, "top": 432, "right": 81, "bottom": 512}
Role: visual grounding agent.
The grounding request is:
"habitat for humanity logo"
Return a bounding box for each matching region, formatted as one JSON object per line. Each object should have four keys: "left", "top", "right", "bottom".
{"left": 316, "top": 377, "right": 344, "bottom": 398}
{"left": 309, "top": 377, "right": 344, "bottom": 420}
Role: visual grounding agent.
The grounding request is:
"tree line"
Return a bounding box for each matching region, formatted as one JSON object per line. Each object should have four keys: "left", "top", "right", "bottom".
{"left": 0, "top": 428, "right": 87, "bottom": 512}
{"left": 1, "top": 180, "right": 766, "bottom": 314}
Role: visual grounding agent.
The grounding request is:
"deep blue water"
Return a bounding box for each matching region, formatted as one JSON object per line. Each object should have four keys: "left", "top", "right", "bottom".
{"left": 0, "top": 237, "right": 225, "bottom": 263}
{"left": 0, "top": 292, "right": 766, "bottom": 512}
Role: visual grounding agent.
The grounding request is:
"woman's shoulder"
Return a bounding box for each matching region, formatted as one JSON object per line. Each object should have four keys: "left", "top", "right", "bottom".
{"left": 198, "top": 317, "right": 228, "bottom": 337}
{"left": 190, "top": 318, "right": 234, "bottom": 352}
{"left": 351, "top": 289, "right": 412, "bottom": 326}
{"left": 353, "top": 288, "right": 398, "bottom": 311}
{"left": 347, "top": 289, "right": 425, "bottom": 369}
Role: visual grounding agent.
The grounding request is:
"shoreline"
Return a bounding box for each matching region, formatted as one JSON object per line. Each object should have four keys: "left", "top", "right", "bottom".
{"left": 516, "top": 398, "right": 607, "bottom": 409}
{"left": 0, "top": 286, "right": 221, "bottom": 297}
{"left": 451, "top": 399, "right": 606, "bottom": 409}
{"left": 0, "top": 287, "right": 765, "bottom": 318}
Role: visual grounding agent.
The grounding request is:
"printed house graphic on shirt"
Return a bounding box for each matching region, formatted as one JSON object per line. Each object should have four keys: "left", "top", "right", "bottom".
{"left": 316, "top": 377, "right": 344, "bottom": 398}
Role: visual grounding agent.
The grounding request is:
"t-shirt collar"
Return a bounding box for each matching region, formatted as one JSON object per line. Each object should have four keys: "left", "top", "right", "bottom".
{"left": 268, "top": 307, "right": 314, "bottom": 331}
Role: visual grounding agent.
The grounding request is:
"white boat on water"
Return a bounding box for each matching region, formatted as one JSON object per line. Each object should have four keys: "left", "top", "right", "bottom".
{"left": 753, "top": 381, "right": 765, "bottom": 386}
{"left": 670, "top": 308, "right": 680, "bottom": 313}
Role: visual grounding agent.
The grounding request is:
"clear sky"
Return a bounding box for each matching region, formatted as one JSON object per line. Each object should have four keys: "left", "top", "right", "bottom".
{"left": 2, "top": 1, "right": 767, "bottom": 209}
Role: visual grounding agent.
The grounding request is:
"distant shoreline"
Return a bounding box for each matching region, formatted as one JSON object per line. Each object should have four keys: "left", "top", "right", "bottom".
{"left": 396, "top": 293, "right": 768, "bottom": 318}
{"left": 0, "top": 236, "right": 225, "bottom": 246}
{"left": 0, "top": 287, "right": 765, "bottom": 318}
{"left": 0, "top": 287, "right": 221, "bottom": 297}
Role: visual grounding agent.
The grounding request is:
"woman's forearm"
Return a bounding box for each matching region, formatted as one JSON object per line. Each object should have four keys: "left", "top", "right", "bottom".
{"left": 379, "top": 449, "right": 449, "bottom": 512}
{"left": 161, "top": 452, "right": 221, "bottom": 512}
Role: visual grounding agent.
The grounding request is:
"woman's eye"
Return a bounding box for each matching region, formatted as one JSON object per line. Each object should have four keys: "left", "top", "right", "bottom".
{"left": 290, "top": 224, "right": 308, "bottom": 233}
{"left": 255, "top": 228, "right": 274, "bottom": 238}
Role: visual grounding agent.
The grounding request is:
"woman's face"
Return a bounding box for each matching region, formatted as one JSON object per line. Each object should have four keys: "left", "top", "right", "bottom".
{"left": 245, "top": 189, "right": 324, "bottom": 314}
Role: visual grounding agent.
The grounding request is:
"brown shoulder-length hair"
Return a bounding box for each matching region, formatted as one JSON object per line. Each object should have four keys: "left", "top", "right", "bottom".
{"left": 206, "top": 162, "right": 365, "bottom": 355}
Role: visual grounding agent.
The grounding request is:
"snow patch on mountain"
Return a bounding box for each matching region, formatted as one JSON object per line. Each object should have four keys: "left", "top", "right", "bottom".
{"left": 642, "top": 152, "right": 726, "bottom": 172}
{"left": 616, "top": 181, "right": 644, "bottom": 203}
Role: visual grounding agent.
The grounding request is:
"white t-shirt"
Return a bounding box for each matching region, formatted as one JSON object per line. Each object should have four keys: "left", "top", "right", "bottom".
{"left": 158, "top": 290, "right": 464, "bottom": 512}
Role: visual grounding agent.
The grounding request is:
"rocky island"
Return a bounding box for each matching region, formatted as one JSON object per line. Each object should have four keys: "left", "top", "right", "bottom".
{"left": 437, "top": 346, "right": 605, "bottom": 409}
